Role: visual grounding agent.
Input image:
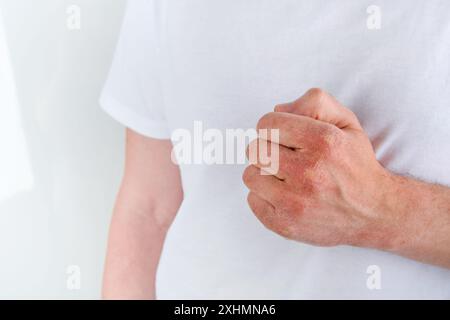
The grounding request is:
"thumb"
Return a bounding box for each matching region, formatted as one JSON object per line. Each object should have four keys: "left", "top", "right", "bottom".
{"left": 275, "top": 88, "right": 362, "bottom": 131}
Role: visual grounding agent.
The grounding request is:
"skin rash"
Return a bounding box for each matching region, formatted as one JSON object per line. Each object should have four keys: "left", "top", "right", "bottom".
{"left": 243, "top": 88, "right": 450, "bottom": 269}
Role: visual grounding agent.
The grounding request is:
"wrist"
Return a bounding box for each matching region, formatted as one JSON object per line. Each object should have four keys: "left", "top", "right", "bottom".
{"left": 367, "top": 171, "right": 431, "bottom": 254}
{"left": 354, "top": 169, "right": 415, "bottom": 252}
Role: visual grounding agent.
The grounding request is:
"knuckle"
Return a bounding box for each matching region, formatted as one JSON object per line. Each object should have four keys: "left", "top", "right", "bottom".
{"left": 242, "top": 167, "right": 251, "bottom": 186}
{"left": 318, "top": 125, "right": 341, "bottom": 152}
{"left": 306, "top": 88, "right": 327, "bottom": 104}
{"left": 248, "top": 194, "right": 272, "bottom": 223}
{"left": 246, "top": 139, "right": 258, "bottom": 162}
{"left": 276, "top": 226, "right": 293, "bottom": 239}
{"left": 312, "top": 105, "right": 326, "bottom": 121}
{"left": 275, "top": 209, "right": 304, "bottom": 239}
{"left": 246, "top": 191, "right": 253, "bottom": 201}
{"left": 264, "top": 221, "right": 281, "bottom": 236}
{"left": 274, "top": 103, "right": 285, "bottom": 112}
{"left": 246, "top": 192, "right": 258, "bottom": 210}
{"left": 260, "top": 212, "right": 287, "bottom": 236}
{"left": 242, "top": 166, "right": 255, "bottom": 186}
{"left": 257, "top": 112, "right": 278, "bottom": 130}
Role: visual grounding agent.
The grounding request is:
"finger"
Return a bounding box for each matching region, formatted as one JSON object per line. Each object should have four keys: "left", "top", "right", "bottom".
{"left": 246, "top": 138, "right": 299, "bottom": 181}
{"left": 257, "top": 111, "right": 333, "bottom": 150}
{"left": 275, "top": 88, "right": 362, "bottom": 131}
{"left": 246, "top": 138, "right": 283, "bottom": 179}
{"left": 274, "top": 102, "right": 292, "bottom": 113}
{"left": 247, "top": 192, "right": 293, "bottom": 239}
{"left": 242, "top": 165, "right": 286, "bottom": 206}
{"left": 247, "top": 191, "right": 275, "bottom": 220}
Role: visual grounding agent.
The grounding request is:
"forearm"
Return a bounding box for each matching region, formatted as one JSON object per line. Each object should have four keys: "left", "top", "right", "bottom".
{"left": 375, "top": 173, "right": 450, "bottom": 269}
{"left": 102, "top": 200, "right": 167, "bottom": 300}
{"left": 102, "top": 131, "right": 183, "bottom": 299}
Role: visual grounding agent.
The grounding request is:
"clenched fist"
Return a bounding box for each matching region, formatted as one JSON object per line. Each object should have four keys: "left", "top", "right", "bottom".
{"left": 243, "top": 88, "right": 400, "bottom": 249}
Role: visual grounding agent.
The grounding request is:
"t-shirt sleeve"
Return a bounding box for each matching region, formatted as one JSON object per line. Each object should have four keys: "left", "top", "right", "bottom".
{"left": 99, "top": 0, "right": 170, "bottom": 139}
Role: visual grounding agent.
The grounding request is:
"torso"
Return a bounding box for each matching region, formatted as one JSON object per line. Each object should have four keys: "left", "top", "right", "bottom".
{"left": 155, "top": 0, "right": 450, "bottom": 298}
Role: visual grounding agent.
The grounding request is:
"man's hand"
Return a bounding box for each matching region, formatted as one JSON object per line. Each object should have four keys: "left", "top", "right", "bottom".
{"left": 243, "top": 88, "right": 450, "bottom": 268}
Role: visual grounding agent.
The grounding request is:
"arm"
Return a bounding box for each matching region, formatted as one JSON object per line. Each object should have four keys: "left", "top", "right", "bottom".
{"left": 382, "top": 174, "right": 450, "bottom": 268}
{"left": 243, "top": 88, "right": 450, "bottom": 269}
{"left": 102, "top": 129, "right": 183, "bottom": 299}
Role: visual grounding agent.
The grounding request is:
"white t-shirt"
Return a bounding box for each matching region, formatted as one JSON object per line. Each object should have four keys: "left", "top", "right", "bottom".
{"left": 100, "top": 0, "right": 450, "bottom": 299}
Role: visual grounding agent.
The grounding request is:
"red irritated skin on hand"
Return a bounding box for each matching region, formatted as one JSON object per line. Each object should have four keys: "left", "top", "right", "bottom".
{"left": 243, "top": 88, "right": 450, "bottom": 269}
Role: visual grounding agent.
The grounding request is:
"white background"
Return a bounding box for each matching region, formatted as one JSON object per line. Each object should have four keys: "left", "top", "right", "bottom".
{"left": 0, "top": 0, "right": 127, "bottom": 299}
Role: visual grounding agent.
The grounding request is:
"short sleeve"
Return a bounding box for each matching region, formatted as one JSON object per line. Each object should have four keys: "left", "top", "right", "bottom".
{"left": 99, "top": 0, "right": 170, "bottom": 139}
